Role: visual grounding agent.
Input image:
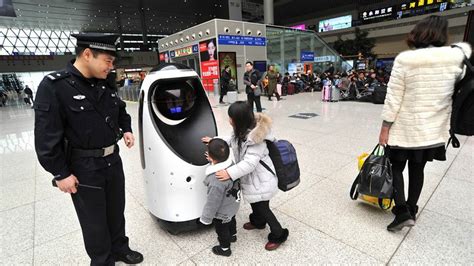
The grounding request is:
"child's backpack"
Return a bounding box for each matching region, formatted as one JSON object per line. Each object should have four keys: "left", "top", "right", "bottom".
{"left": 260, "top": 140, "right": 300, "bottom": 192}
{"left": 448, "top": 45, "right": 474, "bottom": 148}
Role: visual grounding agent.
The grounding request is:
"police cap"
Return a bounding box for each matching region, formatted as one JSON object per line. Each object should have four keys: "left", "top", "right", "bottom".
{"left": 71, "top": 33, "right": 119, "bottom": 56}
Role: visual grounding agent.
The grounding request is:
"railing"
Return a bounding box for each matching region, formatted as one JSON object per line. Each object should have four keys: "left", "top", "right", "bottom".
{"left": 118, "top": 85, "right": 141, "bottom": 102}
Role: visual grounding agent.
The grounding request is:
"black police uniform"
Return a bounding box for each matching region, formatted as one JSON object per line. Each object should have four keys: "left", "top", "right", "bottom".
{"left": 34, "top": 34, "right": 136, "bottom": 266}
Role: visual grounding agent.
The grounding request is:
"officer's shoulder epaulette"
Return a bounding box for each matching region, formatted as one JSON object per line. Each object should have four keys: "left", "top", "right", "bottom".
{"left": 46, "top": 70, "right": 70, "bottom": 81}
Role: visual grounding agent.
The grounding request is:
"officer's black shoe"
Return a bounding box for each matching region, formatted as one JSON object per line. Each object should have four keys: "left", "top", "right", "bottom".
{"left": 115, "top": 250, "right": 144, "bottom": 264}
{"left": 212, "top": 246, "right": 231, "bottom": 257}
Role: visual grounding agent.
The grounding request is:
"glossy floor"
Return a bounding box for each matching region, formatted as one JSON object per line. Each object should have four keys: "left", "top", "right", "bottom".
{"left": 1, "top": 92, "right": 472, "bottom": 264}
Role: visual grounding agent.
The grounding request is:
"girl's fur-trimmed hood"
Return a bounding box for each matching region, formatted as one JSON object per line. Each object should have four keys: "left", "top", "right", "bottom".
{"left": 247, "top": 113, "right": 274, "bottom": 144}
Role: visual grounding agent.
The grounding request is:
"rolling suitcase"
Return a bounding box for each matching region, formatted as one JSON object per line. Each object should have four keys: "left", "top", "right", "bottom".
{"left": 287, "top": 83, "right": 295, "bottom": 95}
{"left": 331, "top": 86, "right": 340, "bottom": 102}
{"left": 322, "top": 85, "right": 331, "bottom": 102}
{"left": 277, "top": 84, "right": 282, "bottom": 96}
{"left": 227, "top": 91, "right": 238, "bottom": 104}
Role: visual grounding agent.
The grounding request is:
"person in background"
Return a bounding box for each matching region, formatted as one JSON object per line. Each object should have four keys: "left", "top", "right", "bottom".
{"left": 243, "top": 61, "right": 262, "bottom": 112}
{"left": 266, "top": 65, "right": 281, "bottom": 101}
{"left": 220, "top": 65, "right": 231, "bottom": 104}
{"left": 379, "top": 15, "right": 471, "bottom": 232}
{"left": 24, "top": 85, "right": 34, "bottom": 106}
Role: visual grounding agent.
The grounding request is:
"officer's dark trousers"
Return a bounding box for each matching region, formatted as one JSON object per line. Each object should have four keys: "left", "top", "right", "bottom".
{"left": 71, "top": 161, "right": 129, "bottom": 266}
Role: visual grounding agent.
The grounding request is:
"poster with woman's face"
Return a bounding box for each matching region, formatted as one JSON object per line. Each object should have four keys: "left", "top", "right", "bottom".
{"left": 199, "top": 39, "right": 217, "bottom": 61}
{"left": 199, "top": 38, "right": 219, "bottom": 91}
{"left": 159, "top": 51, "right": 170, "bottom": 63}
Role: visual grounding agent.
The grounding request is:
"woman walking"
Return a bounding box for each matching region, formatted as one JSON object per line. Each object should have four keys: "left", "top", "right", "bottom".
{"left": 379, "top": 15, "right": 471, "bottom": 231}
{"left": 220, "top": 65, "right": 231, "bottom": 104}
{"left": 266, "top": 65, "right": 281, "bottom": 101}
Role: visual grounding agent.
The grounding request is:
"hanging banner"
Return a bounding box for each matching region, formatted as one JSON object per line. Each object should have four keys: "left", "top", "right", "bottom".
{"left": 199, "top": 38, "right": 219, "bottom": 91}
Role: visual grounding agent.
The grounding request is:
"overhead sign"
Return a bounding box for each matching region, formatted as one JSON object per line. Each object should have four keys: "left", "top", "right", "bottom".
{"left": 318, "top": 15, "right": 352, "bottom": 32}
{"left": 301, "top": 51, "right": 315, "bottom": 62}
{"left": 170, "top": 44, "right": 199, "bottom": 58}
{"left": 396, "top": 0, "right": 449, "bottom": 19}
{"left": 290, "top": 24, "right": 306, "bottom": 30}
{"left": 218, "top": 35, "right": 266, "bottom": 46}
{"left": 314, "top": 55, "right": 336, "bottom": 63}
{"left": 360, "top": 6, "right": 394, "bottom": 22}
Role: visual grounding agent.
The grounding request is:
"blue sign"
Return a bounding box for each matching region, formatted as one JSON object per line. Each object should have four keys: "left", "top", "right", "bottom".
{"left": 192, "top": 44, "right": 199, "bottom": 53}
{"left": 170, "top": 50, "right": 176, "bottom": 58}
{"left": 301, "top": 51, "right": 314, "bottom": 62}
{"left": 218, "top": 35, "right": 266, "bottom": 46}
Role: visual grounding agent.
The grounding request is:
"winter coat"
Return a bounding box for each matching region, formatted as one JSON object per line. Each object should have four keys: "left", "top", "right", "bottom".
{"left": 244, "top": 69, "right": 261, "bottom": 94}
{"left": 220, "top": 70, "right": 231, "bottom": 96}
{"left": 200, "top": 156, "right": 240, "bottom": 224}
{"left": 267, "top": 70, "right": 278, "bottom": 95}
{"left": 381, "top": 42, "right": 472, "bottom": 148}
{"left": 223, "top": 113, "right": 278, "bottom": 204}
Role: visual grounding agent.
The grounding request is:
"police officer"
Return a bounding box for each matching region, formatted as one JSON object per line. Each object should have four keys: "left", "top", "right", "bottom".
{"left": 34, "top": 33, "right": 143, "bottom": 265}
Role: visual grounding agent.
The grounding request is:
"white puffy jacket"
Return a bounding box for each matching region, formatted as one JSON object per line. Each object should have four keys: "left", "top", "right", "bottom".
{"left": 381, "top": 42, "right": 472, "bottom": 148}
{"left": 224, "top": 113, "right": 278, "bottom": 204}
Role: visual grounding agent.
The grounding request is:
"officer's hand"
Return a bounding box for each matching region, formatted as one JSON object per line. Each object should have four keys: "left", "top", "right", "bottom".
{"left": 123, "top": 132, "right": 135, "bottom": 148}
{"left": 56, "top": 175, "right": 79, "bottom": 194}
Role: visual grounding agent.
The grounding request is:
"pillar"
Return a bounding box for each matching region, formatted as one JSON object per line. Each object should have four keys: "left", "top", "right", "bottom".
{"left": 264, "top": 0, "right": 274, "bottom": 25}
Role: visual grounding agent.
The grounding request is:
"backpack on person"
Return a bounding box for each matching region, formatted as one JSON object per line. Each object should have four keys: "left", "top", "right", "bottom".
{"left": 259, "top": 140, "right": 300, "bottom": 192}
{"left": 448, "top": 45, "right": 474, "bottom": 148}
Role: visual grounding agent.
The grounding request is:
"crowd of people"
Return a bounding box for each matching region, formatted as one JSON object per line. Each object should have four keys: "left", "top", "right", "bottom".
{"left": 240, "top": 63, "right": 393, "bottom": 108}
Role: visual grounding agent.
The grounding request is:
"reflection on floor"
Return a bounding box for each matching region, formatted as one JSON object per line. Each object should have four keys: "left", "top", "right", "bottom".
{"left": 1, "top": 92, "right": 472, "bottom": 264}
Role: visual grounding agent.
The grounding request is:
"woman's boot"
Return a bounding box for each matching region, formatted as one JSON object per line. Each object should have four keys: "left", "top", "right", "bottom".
{"left": 387, "top": 205, "right": 415, "bottom": 232}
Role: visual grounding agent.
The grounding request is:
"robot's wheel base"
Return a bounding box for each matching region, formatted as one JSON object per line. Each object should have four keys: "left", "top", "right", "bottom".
{"left": 155, "top": 217, "right": 208, "bottom": 235}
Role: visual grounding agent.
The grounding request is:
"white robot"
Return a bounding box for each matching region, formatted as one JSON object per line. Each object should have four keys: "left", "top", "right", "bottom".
{"left": 138, "top": 63, "right": 217, "bottom": 234}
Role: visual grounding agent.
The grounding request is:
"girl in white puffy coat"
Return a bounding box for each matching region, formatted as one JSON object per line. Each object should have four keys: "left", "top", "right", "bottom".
{"left": 203, "top": 101, "right": 289, "bottom": 251}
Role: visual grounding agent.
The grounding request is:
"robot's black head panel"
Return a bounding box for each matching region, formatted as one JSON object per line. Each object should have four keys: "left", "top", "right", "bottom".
{"left": 153, "top": 80, "right": 196, "bottom": 121}
{"left": 146, "top": 76, "right": 217, "bottom": 166}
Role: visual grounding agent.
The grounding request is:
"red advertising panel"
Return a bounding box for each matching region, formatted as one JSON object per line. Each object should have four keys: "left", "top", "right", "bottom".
{"left": 159, "top": 51, "right": 170, "bottom": 63}
{"left": 199, "top": 38, "right": 219, "bottom": 91}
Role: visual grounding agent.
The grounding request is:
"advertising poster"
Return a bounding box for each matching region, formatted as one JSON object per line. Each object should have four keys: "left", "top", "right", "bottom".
{"left": 218, "top": 52, "right": 237, "bottom": 90}
{"left": 318, "top": 15, "right": 352, "bottom": 32}
{"left": 159, "top": 51, "right": 170, "bottom": 63}
{"left": 290, "top": 24, "right": 306, "bottom": 30}
{"left": 199, "top": 38, "right": 219, "bottom": 91}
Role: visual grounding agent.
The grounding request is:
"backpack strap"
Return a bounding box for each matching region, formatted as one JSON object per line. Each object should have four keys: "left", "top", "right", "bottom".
{"left": 451, "top": 45, "right": 474, "bottom": 73}
{"left": 259, "top": 160, "right": 276, "bottom": 176}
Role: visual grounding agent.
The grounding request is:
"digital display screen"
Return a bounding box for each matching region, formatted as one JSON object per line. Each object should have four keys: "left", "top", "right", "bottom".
{"left": 170, "top": 106, "right": 182, "bottom": 114}
{"left": 153, "top": 81, "right": 196, "bottom": 121}
{"left": 318, "top": 15, "right": 352, "bottom": 32}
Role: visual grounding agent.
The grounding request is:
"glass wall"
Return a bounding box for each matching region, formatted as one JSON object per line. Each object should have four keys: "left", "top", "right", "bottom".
{"left": 266, "top": 26, "right": 351, "bottom": 75}
{"left": 0, "top": 27, "right": 78, "bottom": 56}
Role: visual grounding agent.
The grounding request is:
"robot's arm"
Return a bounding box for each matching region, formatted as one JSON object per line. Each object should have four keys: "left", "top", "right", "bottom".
{"left": 200, "top": 184, "right": 226, "bottom": 225}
